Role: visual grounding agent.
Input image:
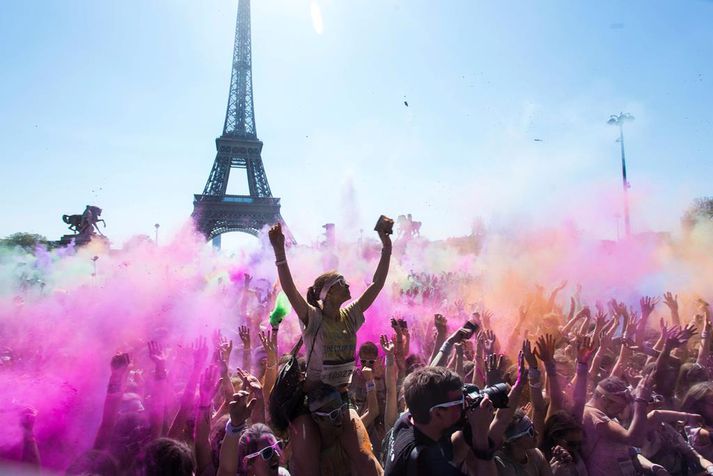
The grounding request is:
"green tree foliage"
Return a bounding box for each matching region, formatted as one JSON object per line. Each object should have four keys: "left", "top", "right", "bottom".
{"left": 0, "top": 232, "right": 52, "bottom": 251}
{"left": 682, "top": 197, "right": 713, "bottom": 230}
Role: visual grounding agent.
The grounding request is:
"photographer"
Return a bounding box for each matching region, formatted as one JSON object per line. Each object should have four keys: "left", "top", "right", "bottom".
{"left": 384, "top": 366, "right": 497, "bottom": 476}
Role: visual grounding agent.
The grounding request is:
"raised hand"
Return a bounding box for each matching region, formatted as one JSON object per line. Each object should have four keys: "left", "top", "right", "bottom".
{"left": 191, "top": 336, "right": 209, "bottom": 369}
{"left": 534, "top": 334, "right": 556, "bottom": 364}
{"left": 576, "top": 335, "right": 595, "bottom": 364}
{"left": 258, "top": 330, "right": 277, "bottom": 366}
{"left": 640, "top": 296, "right": 660, "bottom": 318}
{"left": 214, "top": 330, "right": 233, "bottom": 365}
{"left": 485, "top": 353, "right": 504, "bottom": 386}
{"left": 522, "top": 340, "right": 538, "bottom": 369}
{"left": 20, "top": 407, "right": 37, "bottom": 433}
{"left": 663, "top": 292, "right": 678, "bottom": 312}
{"left": 110, "top": 352, "right": 131, "bottom": 374}
{"left": 228, "top": 390, "right": 256, "bottom": 427}
{"left": 198, "top": 365, "right": 222, "bottom": 407}
{"left": 238, "top": 326, "right": 251, "bottom": 350}
{"left": 380, "top": 335, "right": 394, "bottom": 355}
{"left": 268, "top": 223, "right": 285, "bottom": 250}
{"left": 362, "top": 366, "right": 374, "bottom": 382}
{"left": 434, "top": 314, "right": 448, "bottom": 335}
{"left": 147, "top": 341, "right": 167, "bottom": 366}
{"left": 236, "top": 368, "right": 262, "bottom": 397}
{"left": 594, "top": 310, "right": 608, "bottom": 330}
{"left": 483, "top": 329, "right": 497, "bottom": 355}
{"left": 515, "top": 351, "right": 528, "bottom": 385}
{"left": 481, "top": 309, "right": 494, "bottom": 330}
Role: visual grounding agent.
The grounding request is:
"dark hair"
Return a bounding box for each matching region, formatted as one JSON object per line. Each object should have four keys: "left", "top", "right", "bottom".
{"left": 306, "top": 271, "right": 340, "bottom": 309}
{"left": 594, "top": 376, "right": 628, "bottom": 398}
{"left": 65, "top": 450, "right": 119, "bottom": 476}
{"left": 403, "top": 366, "right": 462, "bottom": 424}
{"left": 541, "top": 411, "right": 583, "bottom": 460}
{"left": 307, "top": 382, "right": 341, "bottom": 410}
{"left": 136, "top": 437, "right": 194, "bottom": 476}
{"left": 681, "top": 382, "right": 713, "bottom": 421}
{"left": 359, "top": 341, "right": 379, "bottom": 357}
{"left": 677, "top": 363, "right": 709, "bottom": 398}
{"left": 237, "top": 424, "right": 278, "bottom": 475}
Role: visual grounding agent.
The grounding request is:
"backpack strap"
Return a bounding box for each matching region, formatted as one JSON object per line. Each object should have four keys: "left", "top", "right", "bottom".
{"left": 406, "top": 445, "right": 421, "bottom": 476}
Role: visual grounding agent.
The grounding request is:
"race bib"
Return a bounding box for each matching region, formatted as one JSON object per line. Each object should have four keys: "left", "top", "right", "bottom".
{"left": 322, "top": 360, "right": 355, "bottom": 387}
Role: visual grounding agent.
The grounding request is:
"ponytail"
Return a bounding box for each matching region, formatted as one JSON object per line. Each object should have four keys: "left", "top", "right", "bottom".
{"left": 306, "top": 286, "right": 321, "bottom": 309}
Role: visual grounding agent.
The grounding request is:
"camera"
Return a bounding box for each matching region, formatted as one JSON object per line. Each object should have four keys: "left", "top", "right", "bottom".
{"left": 374, "top": 215, "right": 394, "bottom": 235}
{"left": 463, "top": 383, "right": 509, "bottom": 410}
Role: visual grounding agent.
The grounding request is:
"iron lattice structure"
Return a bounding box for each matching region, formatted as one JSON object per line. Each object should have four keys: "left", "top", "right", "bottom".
{"left": 192, "top": 0, "right": 290, "bottom": 242}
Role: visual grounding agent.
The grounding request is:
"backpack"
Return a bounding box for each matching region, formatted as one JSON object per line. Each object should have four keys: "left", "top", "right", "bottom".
{"left": 381, "top": 412, "right": 423, "bottom": 476}
{"left": 268, "top": 336, "right": 305, "bottom": 432}
{"left": 268, "top": 321, "right": 322, "bottom": 432}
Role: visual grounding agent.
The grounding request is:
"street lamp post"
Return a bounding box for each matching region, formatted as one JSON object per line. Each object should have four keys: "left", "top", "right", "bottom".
{"left": 607, "top": 112, "right": 635, "bottom": 238}
{"left": 154, "top": 223, "right": 160, "bottom": 245}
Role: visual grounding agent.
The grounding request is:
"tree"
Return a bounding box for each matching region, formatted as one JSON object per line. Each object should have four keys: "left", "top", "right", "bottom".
{"left": 0, "top": 232, "right": 53, "bottom": 251}
{"left": 682, "top": 197, "right": 713, "bottom": 230}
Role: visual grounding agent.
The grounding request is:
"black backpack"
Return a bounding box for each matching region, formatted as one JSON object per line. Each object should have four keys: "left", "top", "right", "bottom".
{"left": 268, "top": 321, "right": 322, "bottom": 432}
{"left": 268, "top": 336, "right": 305, "bottom": 432}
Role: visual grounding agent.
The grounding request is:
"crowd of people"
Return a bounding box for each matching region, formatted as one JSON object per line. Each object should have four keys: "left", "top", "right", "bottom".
{"left": 3, "top": 218, "right": 713, "bottom": 476}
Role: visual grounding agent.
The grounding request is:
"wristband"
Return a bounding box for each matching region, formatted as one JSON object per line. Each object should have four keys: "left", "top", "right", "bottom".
{"left": 275, "top": 260, "right": 287, "bottom": 266}
{"left": 366, "top": 381, "right": 376, "bottom": 392}
{"left": 225, "top": 420, "right": 246, "bottom": 435}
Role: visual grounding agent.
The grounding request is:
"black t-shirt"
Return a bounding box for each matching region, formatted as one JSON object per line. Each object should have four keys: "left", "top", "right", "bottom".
{"left": 384, "top": 412, "right": 468, "bottom": 476}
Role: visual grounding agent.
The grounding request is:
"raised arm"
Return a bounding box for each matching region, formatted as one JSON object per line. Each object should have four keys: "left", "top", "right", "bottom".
{"left": 663, "top": 292, "right": 681, "bottom": 328}
{"left": 523, "top": 340, "right": 547, "bottom": 445}
{"left": 269, "top": 223, "right": 309, "bottom": 322}
{"left": 359, "top": 366, "right": 380, "bottom": 428}
{"left": 357, "top": 228, "right": 392, "bottom": 312}
{"left": 381, "top": 335, "right": 399, "bottom": 429}
{"left": 571, "top": 336, "right": 595, "bottom": 423}
{"left": 147, "top": 340, "right": 170, "bottom": 439}
{"left": 168, "top": 337, "right": 208, "bottom": 441}
{"left": 429, "top": 314, "right": 449, "bottom": 365}
{"left": 195, "top": 365, "right": 221, "bottom": 476}
{"left": 489, "top": 352, "right": 527, "bottom": 448}
{"left": 535, "top": 334, "right": 564, "bottom": 419}
{"left": 217, "top": 390, "right": 256, "bottom": 476}
{"left": 20, "top": 408, "right": 40, "bottom": 469}
{"left": 94, "top": 353, "right": 130, "bottom": 450}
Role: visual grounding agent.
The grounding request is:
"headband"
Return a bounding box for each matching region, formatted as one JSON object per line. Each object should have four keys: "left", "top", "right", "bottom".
{"left": 596, "top": 385, "right": 631, "bottom": 399}
{"left": 319, "top": 275, "right": 343, "bottom": 301}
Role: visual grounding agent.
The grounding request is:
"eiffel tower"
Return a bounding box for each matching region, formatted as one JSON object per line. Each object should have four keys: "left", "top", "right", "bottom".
{"left": 192, "top": 0, "right": 289, "bottom": 247}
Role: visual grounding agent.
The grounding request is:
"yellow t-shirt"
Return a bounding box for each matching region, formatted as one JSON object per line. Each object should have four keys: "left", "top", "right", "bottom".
{"left": 301, "top": 301, "right": 365, "bottom": 387}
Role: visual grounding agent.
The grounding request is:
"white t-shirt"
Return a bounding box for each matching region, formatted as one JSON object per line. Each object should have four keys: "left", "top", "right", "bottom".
{"left": 300, "top": 301, "right": 365, "bottom": 387}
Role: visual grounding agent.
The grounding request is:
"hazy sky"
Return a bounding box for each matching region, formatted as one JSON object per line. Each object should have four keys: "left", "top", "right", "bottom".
{"left": 1, "top": 0, "right": 712, "bottom": 246}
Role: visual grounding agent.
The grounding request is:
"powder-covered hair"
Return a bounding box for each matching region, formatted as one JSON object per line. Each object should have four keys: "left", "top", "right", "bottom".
{"left": 306, "top": 271, "right": 340, "bottom": 309}
{"left": 237, "top": 423, "right": 278, "bottom": 475}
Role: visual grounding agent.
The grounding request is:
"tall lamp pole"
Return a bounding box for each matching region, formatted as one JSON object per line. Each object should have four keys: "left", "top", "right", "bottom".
{"left": 607, "top": 112, "right": 635, "bottom": 238}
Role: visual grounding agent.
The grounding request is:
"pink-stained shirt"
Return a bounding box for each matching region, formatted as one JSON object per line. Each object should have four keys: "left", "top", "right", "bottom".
{"left": 581, "top": 405, "right": 636, "bottom": 476}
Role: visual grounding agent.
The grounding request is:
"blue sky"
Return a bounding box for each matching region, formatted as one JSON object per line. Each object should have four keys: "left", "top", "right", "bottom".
{"left": 1, "top": 0, "right": 712, "bottom": 246}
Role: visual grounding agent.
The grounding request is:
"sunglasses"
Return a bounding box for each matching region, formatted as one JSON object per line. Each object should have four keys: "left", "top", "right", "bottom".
{"left": 313, "top": 403, "right": 348, "bottom": 423}
{"left": 243, "top": 440, "right": 284, "bottom": 466}
{"left": 429, "top": 397, "right": 464, "bottom": 413}
{"left": 506, "top": 425, "right": 535, "bottom": 442}
{"left": 360, "top": 359, "right": 376, "bottom": 367}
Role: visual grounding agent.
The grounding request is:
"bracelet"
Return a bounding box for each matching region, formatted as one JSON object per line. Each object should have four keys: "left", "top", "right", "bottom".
{"left": 275, "top": 259, "right": 287, "bottom": 266}
{"left": 225, "top": 420, "right": 246, "bottom": 435}
{"left": 366, "top": 381, "right": 376, "bottom": 392}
